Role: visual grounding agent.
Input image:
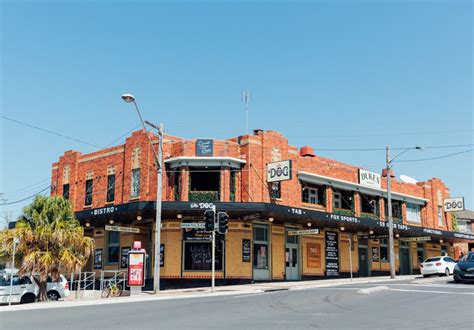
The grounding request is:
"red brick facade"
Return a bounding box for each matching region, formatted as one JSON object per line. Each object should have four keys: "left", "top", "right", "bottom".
{"left": 51, "top": 129, "right": 453, "bottom": 231}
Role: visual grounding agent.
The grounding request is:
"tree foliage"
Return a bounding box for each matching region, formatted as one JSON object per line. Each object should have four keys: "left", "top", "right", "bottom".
{"left": 0, "top": 196, "right": 94, "bottom": 301}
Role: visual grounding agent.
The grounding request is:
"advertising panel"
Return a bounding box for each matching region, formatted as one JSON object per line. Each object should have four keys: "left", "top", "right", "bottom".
{"left": 242, "top": 239, "right": 251, "bottom": 262}
{"left": 307, "top": 243, "right": 321, "bottom": 268}
{"left": 128, "top": 252, "right": 145, "bottom": 287}
{"left": 325, "top": 231, "right": 339, "bottom": 277}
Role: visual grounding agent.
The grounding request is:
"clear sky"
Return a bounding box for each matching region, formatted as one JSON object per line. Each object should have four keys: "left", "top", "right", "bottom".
{"left": 1, "top": 0, "right": 472, "bottom": 221}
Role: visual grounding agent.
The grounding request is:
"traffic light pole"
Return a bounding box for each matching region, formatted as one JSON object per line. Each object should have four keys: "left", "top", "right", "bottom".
{"left": 211, "top": 230, "right": 215, "bottom": 293}
{"left": 211, "top": 205, "right": 216, "bottom": 293}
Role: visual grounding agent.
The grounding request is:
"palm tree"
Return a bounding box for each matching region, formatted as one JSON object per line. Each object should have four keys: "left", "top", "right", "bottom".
{"left": 0, "top": 195, "right": 94, "bottom": 301}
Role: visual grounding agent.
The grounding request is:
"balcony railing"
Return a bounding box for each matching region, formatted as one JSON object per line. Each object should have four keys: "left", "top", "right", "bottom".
{"left": 333, "top": 208, "right": 355, "bottom": 217}
{"left": 188, "top": 191, "right": 220, "bottom": 203}
{"left": 360, "top": 212, "right": 380, "bottom": 221}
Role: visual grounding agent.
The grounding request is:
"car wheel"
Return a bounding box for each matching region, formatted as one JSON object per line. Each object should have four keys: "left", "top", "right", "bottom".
{"left": 47, "top": 291, "right": 60, "bottom": 301}
{"left": 444, "top": 268, "right": 450, "bottom": 277}
{"left": 454, "top": 277, "right": 461, "bottom": 283}
{"left": 20, "top": 293, "right": 36, "bottom": 304}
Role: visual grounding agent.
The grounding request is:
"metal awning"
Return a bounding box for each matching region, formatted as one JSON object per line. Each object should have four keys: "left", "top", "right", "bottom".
{"left": 164, "top": 156, "right": 246, "bottom": 169}
{"left": 298, "top": 171, "right": 427, "bottom": 205}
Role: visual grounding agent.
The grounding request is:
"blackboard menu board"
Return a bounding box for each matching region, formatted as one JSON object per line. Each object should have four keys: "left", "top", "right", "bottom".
{"left": 372, "top": 247, "right": 380, "bottom": 262}
{"left": 325, "top": 231, "right": 339, "bottom": 277}
{"left": 184, "top": 242, "right": 223, "bottom": 271}
{"left": 242, "top": 239, "right": 251, "bottom": 262}
{"left": 160, "top": 244, "right": 164, "bottom": 267}
{"left": 94, "top": 249, "right": 103, "bottom": 269}
{"left": 196, "top": 139, "right": 213, "bottom": 156}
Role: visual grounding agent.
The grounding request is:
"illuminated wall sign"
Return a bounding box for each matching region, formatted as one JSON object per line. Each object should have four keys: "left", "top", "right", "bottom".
{"left": 359, "top": 169, "right": 381, "bottom": 188}
{"left": 267, "top": 160, "right": 292, "bottom": 182}
{"left": 443, "top": 197, "right": 465, "bottom": 212}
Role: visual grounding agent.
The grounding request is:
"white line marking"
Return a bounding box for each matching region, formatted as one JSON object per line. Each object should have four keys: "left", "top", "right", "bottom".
{"left": 389, "top": 288, "right": 474, "bottom": 295}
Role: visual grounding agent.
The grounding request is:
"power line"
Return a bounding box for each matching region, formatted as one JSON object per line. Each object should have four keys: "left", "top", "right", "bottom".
{"left": 0, "top": 186, "right": 51, "bottom": 206}
{"left": 1, "top": 115, "right": 102, "bottom": 148}
{"left": 395, "top": 149, "right": 473, "bottom": 163}
{"left": 105, "top": 124, "right": 142, "bottom": 147}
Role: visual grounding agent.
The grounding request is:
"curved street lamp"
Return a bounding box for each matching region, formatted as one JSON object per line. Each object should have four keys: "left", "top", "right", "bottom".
{"left": 122, "top": 93, "right": 163, "bottom": 293}
{"left": 385, "top": 146, "right": 423, "bottom": 279}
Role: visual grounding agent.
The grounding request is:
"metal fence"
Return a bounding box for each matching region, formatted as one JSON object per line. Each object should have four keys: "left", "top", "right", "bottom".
{"left": 99, "top": 270, "right": 127, "bottom": 292}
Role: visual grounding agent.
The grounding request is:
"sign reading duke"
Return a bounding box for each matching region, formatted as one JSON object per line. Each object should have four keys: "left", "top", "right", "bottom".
{"left": 196, "top": 139, "right": 213, "bottom": 156}
{"left": 267, "top": 160, "right": 292, "bottom": 182}
{"left": 444, "top": 197, "right": 465, "bottom": 212}
{"left": 359, "top": 169, "right": 381, "bottom": 188}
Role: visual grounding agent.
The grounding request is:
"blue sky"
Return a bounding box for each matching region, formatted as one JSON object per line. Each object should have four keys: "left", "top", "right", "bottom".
{"left": 1, "top": 0, "right": 472, "bottom": 221}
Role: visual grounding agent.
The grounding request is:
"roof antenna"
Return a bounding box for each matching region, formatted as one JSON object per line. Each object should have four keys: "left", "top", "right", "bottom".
{"left": 242, "top": 90, "right": 251, "bottom": 135}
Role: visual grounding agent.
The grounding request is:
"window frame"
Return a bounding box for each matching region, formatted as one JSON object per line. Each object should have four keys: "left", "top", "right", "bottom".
{"left": 131, "top": 168, "right": 140, "bottom": 198}
{"left": 406, "top": 202, "right": 421, "bottom": 223}
{"left": 85, "top": 179, "right": 93, "bottom": 206}
{"left": 107, "top": 231, "right": 120, "bottom": 264}
{"left": 106, "top": 174, "right": 115, "bottom": 203}
{"left": 62, "top": 183, "right": 70, "bottom": 200}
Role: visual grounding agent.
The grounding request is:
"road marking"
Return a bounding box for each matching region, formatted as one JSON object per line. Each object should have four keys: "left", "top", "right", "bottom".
{"left": 389, "top": 288, "right": 474, "bottom": 295}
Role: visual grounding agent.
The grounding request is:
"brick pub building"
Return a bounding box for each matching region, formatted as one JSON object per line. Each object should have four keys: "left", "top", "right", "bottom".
{"left": 51, "top": 129, "right": 474, "bottom": 288}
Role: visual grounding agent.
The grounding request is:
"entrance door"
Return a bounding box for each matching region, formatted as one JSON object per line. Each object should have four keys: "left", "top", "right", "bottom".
{"left": 285, "top": 230, "right": 299, "bottom": 280}
{"left": 399, "top": 247, "right": 411, "bottom": 275}
{"left": 285, "top": 245, "right": 299, "bottom": 280}
{"left": 358, "top": 247, "right": 369, "bottom": 277}
{"left": 253, "top": 225, "right": 270, "bottom": 280}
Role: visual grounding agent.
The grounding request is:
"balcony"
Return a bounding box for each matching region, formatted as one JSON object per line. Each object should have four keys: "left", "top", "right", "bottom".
{"left": 188, "top": 191, "right": 220, "bottom": 203}
{"left": 333, "top": 208, "right": 355, "bottom": 217}
{"left": 360, "top": 212, "right": 380, "bottom": 221}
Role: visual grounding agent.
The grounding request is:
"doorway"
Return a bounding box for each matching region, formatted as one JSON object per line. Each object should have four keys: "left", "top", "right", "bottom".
{"left": 358, "top": 247, "right": 369, "bottom": 277}
{"left": 285, "top": 231, "right": 299, "bottom": 280}
{"left": 253, "top": 225, "right": 270, "bottom": 280}
{"left": 399, "top": 243, "right": 411, "bottom": 275}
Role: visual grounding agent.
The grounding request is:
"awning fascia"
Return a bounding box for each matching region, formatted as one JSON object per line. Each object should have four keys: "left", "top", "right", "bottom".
{"left": 164, "top": 156, "right": 246, "bottom": 169}
{"left": 298, "top": 171, "right": 427, "bottom": 205}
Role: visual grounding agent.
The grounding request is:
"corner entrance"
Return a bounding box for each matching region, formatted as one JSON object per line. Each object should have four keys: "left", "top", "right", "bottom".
{"left": 285, "top": 230, "right": 299, "bottom": 280}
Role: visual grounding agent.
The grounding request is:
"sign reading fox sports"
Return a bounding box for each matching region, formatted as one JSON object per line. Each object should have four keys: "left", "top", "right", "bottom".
{"left": 267, "top": 160, "right": 292, "bottom": 182}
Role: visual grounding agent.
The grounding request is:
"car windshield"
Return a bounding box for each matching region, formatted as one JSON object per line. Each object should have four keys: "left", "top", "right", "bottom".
{"left": 424, "top": 257, "right": 440, "bottom": 262}
{"left": 464, "top": 254, "right": 474, "bottom": 262}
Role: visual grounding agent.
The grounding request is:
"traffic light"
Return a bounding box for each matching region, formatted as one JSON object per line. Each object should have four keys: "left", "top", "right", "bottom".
{"left": 217, "top": 212, "right": 229, "bottom": 234}
{"left": 204, "top": 210, "right": 215, "bottom": 232}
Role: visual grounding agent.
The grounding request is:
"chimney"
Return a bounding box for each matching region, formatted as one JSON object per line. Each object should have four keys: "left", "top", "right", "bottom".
{"left": 300, "top": 146, "right": 315, "bottom": 157}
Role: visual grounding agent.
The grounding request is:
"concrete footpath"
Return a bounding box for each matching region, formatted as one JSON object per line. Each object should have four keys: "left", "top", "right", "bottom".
{"left": 0, "top": 275, "right": 434, "bottom": 312}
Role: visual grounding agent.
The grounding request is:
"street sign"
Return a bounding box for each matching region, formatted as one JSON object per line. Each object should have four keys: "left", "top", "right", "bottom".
{"left": 400, "top": 236, "right": 431, "bottom": 242}
{"left": 105, "top": 225, "right": 140, "bottom": 233}
{"left": 180, "top": 222, "right": 206, "bottom": 229}
{"left": 288, "top": 229, "right": 320, "bottom": 236}
{"left": 443, "top": 197, "right": 465, "bottom": 212}
{"left": 358, "top": 234, "right": 389, "bottom": 240}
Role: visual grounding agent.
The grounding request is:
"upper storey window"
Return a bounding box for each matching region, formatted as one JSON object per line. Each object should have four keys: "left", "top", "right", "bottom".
{"left": 131, "top": 169, "right": 140, "bottom": 199}
{"left": 360, "top": 194, "right": 379, "bottom": 219}
{"left": 62, "top": 184, "right": 70, "bottom": 200}
{"left": 85, "top": 179, "right": 93, "bottom": 206}
{"left": 406, "top": 203, "right": 421, "bottom": 223}
{"left": 301, "top": 184, "right": 325, "bottom": 206}
{"left": 332, "top": 188, "right": 354, "bottom": 215}
{"left": 189, "top": 167, "right": 220, "bottom": 202}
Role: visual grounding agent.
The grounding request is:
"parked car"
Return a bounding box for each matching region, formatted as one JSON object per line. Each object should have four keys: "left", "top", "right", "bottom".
{"left": 0, "top": 273, "right": 70, "bottom": 304}
{"left": 420, "top": 256, "right": 457, "bottom": 277}
{"left": 454, "top": 252, "right": 474, "bottom": 283}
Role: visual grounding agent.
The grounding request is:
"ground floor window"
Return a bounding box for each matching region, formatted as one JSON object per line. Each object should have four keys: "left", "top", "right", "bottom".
{"left": 253, "top": 244, "right": 268, "bottom": 269}
{"left": 107, "top": 231, "right": 120, "bottom": 264}
{"left": 380, "top": 239, "right": 389, "bottom": 262}
{"left": 417, "top": 243, "right": 425, "bottom": 264}
{"left": 183, "top": 242, "right": 223, "bottom": 271}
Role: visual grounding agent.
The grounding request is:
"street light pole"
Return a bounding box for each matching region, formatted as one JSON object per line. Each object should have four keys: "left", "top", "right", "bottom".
{"left": 385, "top": 145, "right": 423, "bottom": 279}
{"left": 9, "top": 237, "right": 19, "bottom": 306}
{"left": 122, "top": 94, "right": 163, "bottom": 293}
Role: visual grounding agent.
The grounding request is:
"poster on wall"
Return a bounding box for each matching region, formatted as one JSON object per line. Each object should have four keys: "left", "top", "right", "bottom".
{"left": 307, "top": 243, "right": 321, "bottom": 268}
{"left": 94, "top": 249, "right": 103, "bottom": 269}
{"left": 372, "top": 247, "right": 380, "bottom": 262}
{"left": 325, "top": 231, "right": 339, "bottom": 277}
{"left": 242, "top": 239, "right": 251, "bottom": 262}
{"left": 120, "top": 247, "right": 130, "bottom": 268}
{"left": 160, "top": 244, "right": 164, "bottom": 267}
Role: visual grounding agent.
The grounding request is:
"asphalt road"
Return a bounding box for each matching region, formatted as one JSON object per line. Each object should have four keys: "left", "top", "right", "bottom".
{"left": 2, "top": 278, "right": 473, "bottom": 329}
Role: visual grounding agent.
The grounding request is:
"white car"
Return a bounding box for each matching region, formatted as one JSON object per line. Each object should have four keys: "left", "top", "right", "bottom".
{"left": 0, "top": 273, "right": 70, "bottom": 304}
{"left": 420, "top": 256, "right": 457, "bottom": 277}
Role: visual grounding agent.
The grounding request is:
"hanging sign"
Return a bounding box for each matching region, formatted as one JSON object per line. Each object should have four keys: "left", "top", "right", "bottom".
{"left": 325, "top": 231, "right": 339, "bottom": 277}
{"left": 267, "top": 160, "right": 292, "bottom": 182}
{"left": 105, "top": 225, "right": 140, "bottom": 233}
{"left": 288, "top": 229, "right": 320, "bottom": 236}
{"left": 400, "top": 236, "right": 431, "bottom": 242}
{"left": 128, "top": 251, "right": 146, "bottom": 287}
{"left": 443, "top": 197, "right": 465, "bottom": 212}
{"left": 180, "top": 222, "right": 206, "bottom": 229}
{"left": 359, "top": 169, "right": 381, "bottom": 188}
